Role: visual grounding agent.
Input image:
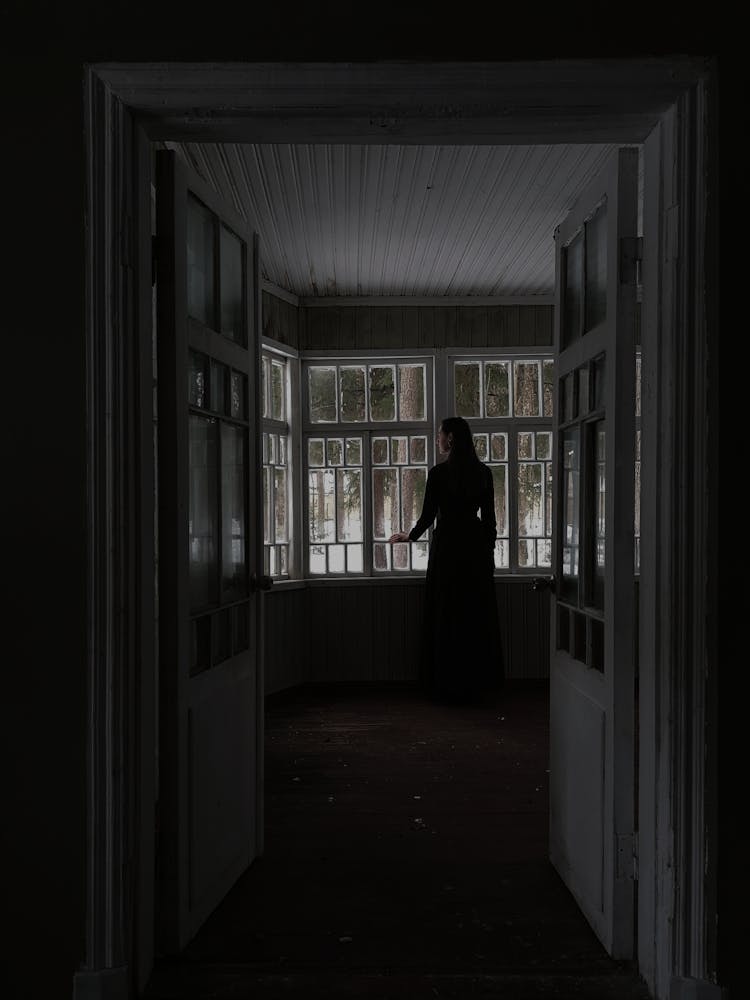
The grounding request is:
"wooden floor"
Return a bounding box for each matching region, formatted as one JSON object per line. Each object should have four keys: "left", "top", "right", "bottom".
{"left": 144, "top": 681, "right": 651, "bottom": 998}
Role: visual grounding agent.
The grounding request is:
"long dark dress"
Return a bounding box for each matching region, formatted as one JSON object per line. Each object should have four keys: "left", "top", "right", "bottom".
{"left": 408, "top": 457, "right": 503, "bottom": 702}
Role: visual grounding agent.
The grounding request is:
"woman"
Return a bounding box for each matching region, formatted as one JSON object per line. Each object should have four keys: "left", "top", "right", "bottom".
{"left": 389, "top": 416, "right": 503, "bottom": 702}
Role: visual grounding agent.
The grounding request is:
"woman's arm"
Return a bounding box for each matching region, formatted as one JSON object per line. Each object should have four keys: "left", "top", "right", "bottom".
{"left": 406, "top": 465, "right": 440, "bottom": 541}
{"left": 480, "top": 465, "right": 497, "bottom": 547}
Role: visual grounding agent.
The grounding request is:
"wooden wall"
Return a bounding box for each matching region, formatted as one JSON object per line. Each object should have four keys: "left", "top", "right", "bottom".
{"left": 262, "top": 289, "right": 301, "bottom": 349}
{"left": 262, "top": 293, "right": 553, "bottom": 695}
{"left": 265, "top": 580, "right": 550, "bottom": 693}
{"left": 301, "top": 302, "right": 553, "bottom": 349}
{"left": 261, "top": 293, "right": 555, "bottom": 351}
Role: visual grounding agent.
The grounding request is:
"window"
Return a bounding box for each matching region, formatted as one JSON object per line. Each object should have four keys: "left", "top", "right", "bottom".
{"left": 300, "top": 350, "right": 554, "bottom": 577}
{"left": 303, "top": 356, "right": 433, "bottom": 575}
{"left": 449, "top": 353, "right": 554, "bottom": 572}
{"left": 262, "top": 350, "right": 292, "bottom": 578}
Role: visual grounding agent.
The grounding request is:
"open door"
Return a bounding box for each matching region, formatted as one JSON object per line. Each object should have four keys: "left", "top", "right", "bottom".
{"left": 548, "top": 147, "right": 639, "bottom": 958}
{"left": 155, "top": 149, "right": 267, "bottom": 951}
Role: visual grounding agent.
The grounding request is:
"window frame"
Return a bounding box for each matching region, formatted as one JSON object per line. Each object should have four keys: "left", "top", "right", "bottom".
{"left": 301, "top": 349, "right": 436, "bottom": 578}
{"left": 446, "top": 348, "right": 555, "bottom": 575}
{"left": 261, "top": 337, "right": 301, "bottom": 580}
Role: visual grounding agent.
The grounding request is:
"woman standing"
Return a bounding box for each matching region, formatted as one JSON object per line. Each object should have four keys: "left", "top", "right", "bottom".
{"left": 389, "top": 416, "right": 503, "bottom": 702}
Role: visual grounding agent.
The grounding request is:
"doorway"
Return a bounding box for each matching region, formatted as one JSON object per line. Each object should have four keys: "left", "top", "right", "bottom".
{"left": 82, "top": 59, "right": 717, "bottom": 1000}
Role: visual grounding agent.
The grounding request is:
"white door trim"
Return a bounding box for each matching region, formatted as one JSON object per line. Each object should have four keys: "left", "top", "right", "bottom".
{"left": 81, "top": 59, "right": 717, "bottom": 1000}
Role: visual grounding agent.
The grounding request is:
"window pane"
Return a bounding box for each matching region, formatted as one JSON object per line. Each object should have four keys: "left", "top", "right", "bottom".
{"left": 308, "top": 469, "right": 335, "bottom": 543}
{"left": 518, "top": 538, "right": 536, "bottom": 568}
{"left": 308, "top": 438, "right": 325, "bottom": 466}
{"left": 221, "top": 424, "right": 247, "bottom": 600}
{"left": 274, "top": 467, "right": 287, "bottom": 541}
{"left": 327, "top": 439, "right": 344, "bottom": 466}
{"left": 372, "top": 468, "right": 399, "bottom": 539}
{"left": 518, "top": 462, "right": 544, "bottom": 537}
{"left": 518, "top": 431, "right": 534, "bottom": 459}
{"left": 563, "top": 229, "right": 583, "bottom": 347}
{"left": 187, "top": 196, "right": 215, "bottom": 326}
{"left": 514, "top": 361, "right": 541, "bottom": 416}
{"left": 393, "top": 543, "right": 410, "bottom": 570}
{"left": 328, "top": 545, "right": 346, "bottom": 573}
{"left": 491, "top": 464, "right": 508, "bottom": 537}
{"left": 262, "top": 356, "right": 270, "bottom": 418}
{"left": 372, "top": 437, "right": 389, "bottom": 465}
{"left": 373, "top": 543, "right": 391, "bottom": 571}
{"left": 271, "top": 360, "right": 285, "bottom": 420}
{"left": 494, "top": 539, "right": 509, "bottom": 569}
{"left": 279, "top": 435, "right": 287, "bottom": 466}
{"left": 346, "top": 437, "right": 362, "bottom": 465}
{"left": 391, "top": 437, "right": 408, "bottom": 464}
{"left": 268, "top": 433, "right": 277, "bottom": 465}
{"left": 337, "top": 469, "right": 362, "bottom": 542}
{"left": 561, "top": 430, "right": 580, "bottom": 602}
{"left": 262, "top": 466, "right": 271, "bottom": 544}
{"left": 369, "top": 366, "right": 396, "bottom": 421}
{"left": 485, "top": 361, "right": 510, "bottom": 417}
{"left": 189, "top": 351, "right": 208, "bottom": 409}
{"left": 491, "top": 433, "right": 507, "bottom": 462}
{"left": 536, "top": 431, "right": 552, "bottom": 460}
{"left": 412, "top": 541, "right": 429, "bottom": 571}
{"left": 473, "top": 433, "right": 488, "bottom": 461}
{"left": 543, "top": 360, "right": 554, "bottom": 417}
{"left": 230, "top": 371, "right": 245, "bottom": 419}
{"left": 591, "top": 422, "right": 606, "bottom": 609}
{"left": 398, "top": 364, "right": 426, "bottom": 420}
{"left": 211, "top": 359, "right": 228, "bottom": 414}
{"left": 309, "top": 545, "right": 326, "bottom": 574}
{"left": 188, "top": 415, "right": 218, "bottom": 611}
{"left": 346, "top": 544, "right": 363, "bottom": 573}
{"left": 410, "top": 436, "right": 427, "bottom": 464}
{"left": 309, "top": 367, "right": 337, "bottom": 422}
{"left": 401, "top": 467, "right": 427, "bottom": 535}
{"left": 455, "top": 362, "right": 480, "bottom": 418}
{"left": 562, "top": 371, "right": 575, "bottom": 423}
{"left": 585, "top": 201, "right": 607, "bottom": 332}
{"left": 340, "top": 366, "right": 366, "bottom": 422}
{"left": 279, "top": 545, "right": 288, "bottom": 577}
{"left": 220, "top": 225, "right": 244, "bottom": 343}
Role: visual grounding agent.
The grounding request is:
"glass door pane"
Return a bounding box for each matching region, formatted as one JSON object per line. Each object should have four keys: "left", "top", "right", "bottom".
{"left": 221, "top": 424, "right": 248, "bottom": 600}
{"left": 189, "top": 415, "right": 219, "bottom": 610}
{"left": 560, "top": 428, "right": 580, "bottom": 603}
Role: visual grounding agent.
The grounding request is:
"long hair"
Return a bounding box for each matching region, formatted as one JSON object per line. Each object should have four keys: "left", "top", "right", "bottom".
{"left": 440, "top": 416, "right": 487, "bottom": 496}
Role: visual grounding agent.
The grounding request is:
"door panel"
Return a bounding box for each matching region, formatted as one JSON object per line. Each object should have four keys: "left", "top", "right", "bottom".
{"left": 549, "top": 147, "right": 638, "bottom": 958}
{"left": 156, "top": 149, "right": 263, "bottom": 950}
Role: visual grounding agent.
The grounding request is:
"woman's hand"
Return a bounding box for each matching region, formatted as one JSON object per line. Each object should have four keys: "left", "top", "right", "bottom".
{"left": 388, "top": 531, "right": 410, "bottom": 543}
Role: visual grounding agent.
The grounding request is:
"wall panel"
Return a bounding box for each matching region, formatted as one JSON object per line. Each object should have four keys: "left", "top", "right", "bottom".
{"left": 265, "top": 580, "right": 550, "bottom": 695}
{"left": 298, "top": 303, "right": 553, "bottom": 351}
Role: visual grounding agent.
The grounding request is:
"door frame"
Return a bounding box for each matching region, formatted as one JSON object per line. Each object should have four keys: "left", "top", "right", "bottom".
{"left": 80, "top": 59, "right": 718, "bottom": 1000}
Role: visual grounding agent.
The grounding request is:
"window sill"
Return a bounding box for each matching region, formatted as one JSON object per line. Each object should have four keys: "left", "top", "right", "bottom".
{"left": 265, "top": 574, "right": 543, "bottom": 590}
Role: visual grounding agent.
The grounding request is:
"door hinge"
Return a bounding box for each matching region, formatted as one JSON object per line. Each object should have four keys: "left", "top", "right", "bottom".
{"left": 616, "top": 832, "right": 638, "bottom": 881}
{"left": 619, "top": 236, "right": 643, "bottom": 286}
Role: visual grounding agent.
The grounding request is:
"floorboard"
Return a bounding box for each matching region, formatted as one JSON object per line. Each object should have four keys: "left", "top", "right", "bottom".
{"left": 144, "top": 681, "right": 650, "bottom": 998}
